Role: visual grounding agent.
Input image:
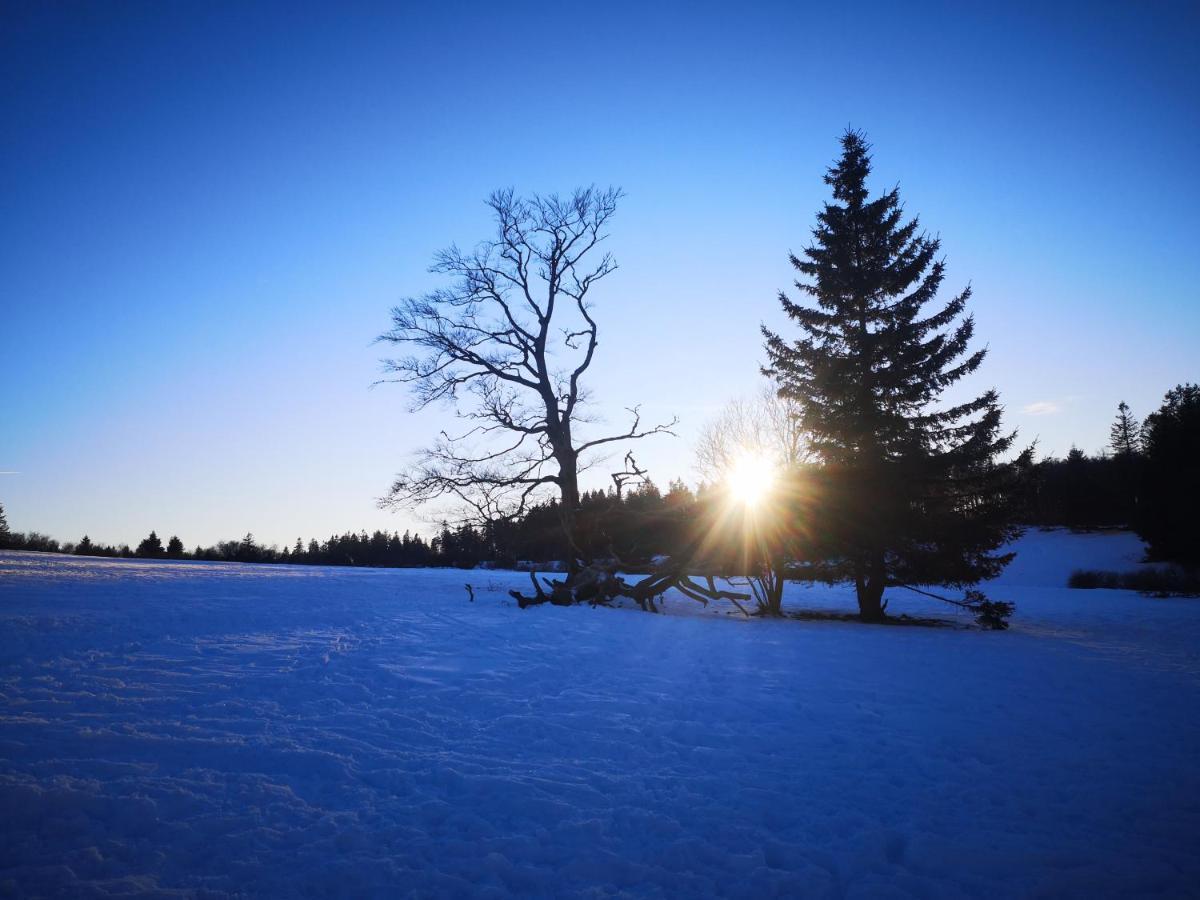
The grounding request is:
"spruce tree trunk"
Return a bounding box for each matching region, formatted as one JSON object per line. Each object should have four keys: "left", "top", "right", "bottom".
{"left": 854, "top": 552, "right": 888, "bottom": 622}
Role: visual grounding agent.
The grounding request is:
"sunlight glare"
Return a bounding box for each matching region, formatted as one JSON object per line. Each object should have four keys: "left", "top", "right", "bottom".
{"left": 727, "top": 452, "right": 776, "bottom": 507}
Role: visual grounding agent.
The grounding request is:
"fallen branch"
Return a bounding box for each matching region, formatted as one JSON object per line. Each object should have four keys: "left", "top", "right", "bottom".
{"left": 510, "top": 557, "right": 753, "bottom": 616}
{"left": 896, "top": 584, "right": 1014, "bottom": 630}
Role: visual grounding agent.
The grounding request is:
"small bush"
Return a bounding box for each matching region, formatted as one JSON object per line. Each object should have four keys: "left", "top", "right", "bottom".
{"left": 1068, "top": 570, "right": 1121, "bottom": 590}
{"left": 1069, "top": 568, "right": 1200, "bottom": 596}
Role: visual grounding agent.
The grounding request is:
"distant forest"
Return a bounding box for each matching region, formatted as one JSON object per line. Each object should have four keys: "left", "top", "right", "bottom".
{"left": 2, "top": 386, "right": 1197, "bottom": 570}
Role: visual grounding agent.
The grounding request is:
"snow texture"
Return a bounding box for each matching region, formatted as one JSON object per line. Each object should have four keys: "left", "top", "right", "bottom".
{"left": 1, "top": 529, "right": 1198, "bottom": 897}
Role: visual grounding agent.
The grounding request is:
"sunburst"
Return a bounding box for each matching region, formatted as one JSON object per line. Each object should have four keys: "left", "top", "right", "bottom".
{"left": 726, "top": 451, "right": 776, "bottom": 508}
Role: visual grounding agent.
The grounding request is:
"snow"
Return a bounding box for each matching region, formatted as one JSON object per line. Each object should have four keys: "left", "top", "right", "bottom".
{"left": 1, "top": 529, "right": 1197, "bottom": 897}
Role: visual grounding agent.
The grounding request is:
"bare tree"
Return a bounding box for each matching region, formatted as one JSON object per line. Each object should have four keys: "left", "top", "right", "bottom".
{"left": 610, "top": 451, "right": 649, "bottom": 500}
{"left": 695, "top": 388, "right": 808, "bottom": 483}
{"left": 378, "top": 187, "right": 675, "bottom": 572}
{"left": 696, "top": 388, "right": 811, "bottom": 615}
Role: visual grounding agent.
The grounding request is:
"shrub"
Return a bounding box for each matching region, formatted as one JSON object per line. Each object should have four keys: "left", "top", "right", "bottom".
{"left": 1069, "top": 568, "right": 1200, "bottom": 596}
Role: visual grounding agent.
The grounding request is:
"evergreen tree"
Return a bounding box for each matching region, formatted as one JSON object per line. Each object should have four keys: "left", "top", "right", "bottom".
{"left": 236, "top": 533, "right": 259, "bottom": 563}
{"left": 763, "top": 130, "right": 1025, "bottom": 626}
{"left": 1138, "top": 383, "right": 1200, "bottom": 564}
{"left": 1109, "top": 402, "right": 1143, "bottom": 458}
{"left": 1062, "top": 446, "right": 1092, "bottom": 528}
{"left": 166, "top": 535, "right": 185, "bottom": 558}
{"left": 1108, "top": 402, "right": 1143, "bottom": 524}
{"left": 435, "top": 521, "right": 455, "bottom": 565}
{"left": 135, "top": 530, "right": 165, "bottom": 558}
{"left": 76, "top": 535, "right": 94, "bottom": 556}
{"left": 0, "top": 501, "right": 9, "bottom": 549}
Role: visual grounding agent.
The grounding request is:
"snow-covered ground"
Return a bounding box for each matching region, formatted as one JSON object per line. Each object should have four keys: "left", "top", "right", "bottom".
{"left": 1, "top": 529, "right": 1197, "bottom": 898}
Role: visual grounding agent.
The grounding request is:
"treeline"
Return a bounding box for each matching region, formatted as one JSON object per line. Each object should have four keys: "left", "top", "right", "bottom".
{"left": 1025, "top": 386, "right": 1199, "bottom": 564}
{"left": 1025, "top": 447, "right": 1139, "bottom": 529}
{"left": 0, "top": 522, "right": 448, "bottom": 568}
{"left": 1, "top": 385, "right": 1195, "bottom": 570}
{"left": 0, "top": 481, "right": 749, "bottom": 571}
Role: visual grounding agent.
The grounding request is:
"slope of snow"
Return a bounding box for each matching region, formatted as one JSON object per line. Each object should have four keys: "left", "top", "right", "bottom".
{"left": 1, "top": 529, "right": 1197, "bottom": 897}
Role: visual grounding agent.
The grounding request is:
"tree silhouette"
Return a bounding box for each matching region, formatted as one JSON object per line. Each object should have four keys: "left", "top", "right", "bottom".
{"left": 1110, "top": 402, "right": 1143, "bottom": 458}
{"left": 166, "top": 535, "right": 185, "bottom": 559}
{"left": 135, "top": 531, "right": 165, "bottom": 558}
{"left": 378, "top": 187, "right": 675, "bottom": 571}
{"left": 764, "top": 130, "right": 1025, "bottom": 626}
{"left": 1139, "top": 383, "right": 1200, "bottom": 563}
{"left": 236, "top": 533, "right": 260, "bottom": 563}
{"left": 1107, "top": 402, "right": 1143, "bottom": 524}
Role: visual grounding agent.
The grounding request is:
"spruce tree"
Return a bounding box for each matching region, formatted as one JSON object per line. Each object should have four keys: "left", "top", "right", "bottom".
{"left": 1109, "top": 401, "right": 1142, "bottom": 458}
{"left": 166, "top": 535, "right": 185, "bottom": 558}
{"left": 1109, "top": 401, "right": 1142, "bottom": 524}
{"left": 236, "top": 533, "right": 259, "bottom": 563}
{"left": 135, "top": 530, "right": 165, "bottom": 558}
{"left": 764, "top": 130, "right": 1025, "bottom": 626}
{"left": 1138, "top": 384, "right": 1200, "bottom": 564}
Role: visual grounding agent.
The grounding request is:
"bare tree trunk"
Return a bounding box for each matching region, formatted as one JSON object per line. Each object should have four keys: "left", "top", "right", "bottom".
{"left": 765, "top": 557, "right": 786, "bottom": 616}
{"left": 557, "top": 454, "right": 582, "bottom": 575}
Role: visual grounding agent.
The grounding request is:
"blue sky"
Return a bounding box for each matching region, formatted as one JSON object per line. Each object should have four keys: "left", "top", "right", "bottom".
{"left": 2, "top": 1, "right": 1197, "bottom": 548}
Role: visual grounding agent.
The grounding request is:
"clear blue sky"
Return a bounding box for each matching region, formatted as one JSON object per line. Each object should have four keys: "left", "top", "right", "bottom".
{"left": 2, "top": 1, "right": 1197, "bottom": 549}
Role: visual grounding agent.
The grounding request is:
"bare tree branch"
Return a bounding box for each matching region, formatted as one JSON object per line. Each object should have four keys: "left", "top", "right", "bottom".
{"left": 378, "top": 187, "right": 675, "bottom": 568}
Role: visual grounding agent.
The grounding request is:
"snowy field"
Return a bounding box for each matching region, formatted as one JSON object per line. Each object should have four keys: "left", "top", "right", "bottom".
{"left": 1, "top": 529, "right": 1198, "bottom": 898}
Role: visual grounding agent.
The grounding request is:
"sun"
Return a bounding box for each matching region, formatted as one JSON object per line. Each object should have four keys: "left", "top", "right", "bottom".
{"left": 727, "top": 452, "right": 776, "bottom": 508}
